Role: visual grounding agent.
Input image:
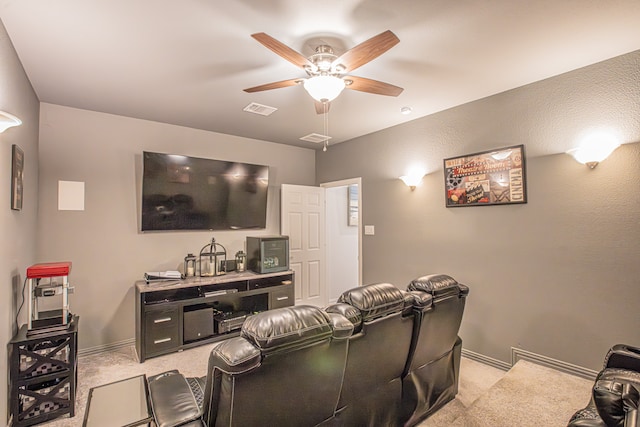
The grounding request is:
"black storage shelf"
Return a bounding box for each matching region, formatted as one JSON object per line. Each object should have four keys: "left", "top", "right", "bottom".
{"left": 9, "top": 316, "right": 79, "bottom": 427}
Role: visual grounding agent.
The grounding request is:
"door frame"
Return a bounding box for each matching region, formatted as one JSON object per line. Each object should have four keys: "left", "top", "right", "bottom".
{"left": 320, "top": 177, "right": 363, "bottom": 287}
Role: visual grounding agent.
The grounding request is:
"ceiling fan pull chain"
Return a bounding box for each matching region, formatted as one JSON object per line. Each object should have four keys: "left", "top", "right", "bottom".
{"left": 323, "top": 102, "right": 329, "bottom": 152}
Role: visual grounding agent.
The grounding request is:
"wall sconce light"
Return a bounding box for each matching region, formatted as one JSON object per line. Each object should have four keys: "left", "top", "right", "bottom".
{"left": 0, "top": 111, "right": 22, "bottom": 133}
{"left": 399, "top": 169, "right": 425, "bottom": 191}
{"left": 567, "top": 131, "right": 620, "bottom": 169}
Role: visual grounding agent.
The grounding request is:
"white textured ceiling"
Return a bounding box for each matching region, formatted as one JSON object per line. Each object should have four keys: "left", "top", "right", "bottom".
{"left": 1, "top": 0, "right": 640, "bottom": 150}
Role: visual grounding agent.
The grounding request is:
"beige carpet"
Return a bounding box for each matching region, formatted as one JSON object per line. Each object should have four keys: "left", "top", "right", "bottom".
{"left": 421, "top": 360, "right": 593, "bottom": 427}
{"left": 37, "top": 346, "right": 592, "bottom": 427}
{"left": 39, "top": 343, "right": 219, "bottom": 427}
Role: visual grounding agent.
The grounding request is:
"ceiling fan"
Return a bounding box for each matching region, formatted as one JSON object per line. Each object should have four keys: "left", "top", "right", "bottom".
{"left": 244, "top": 30, "right": 404, "bottom": 114}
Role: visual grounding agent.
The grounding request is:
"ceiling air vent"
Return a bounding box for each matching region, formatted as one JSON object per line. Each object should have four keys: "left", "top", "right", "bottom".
{"left": 300, "top": 133, "right": 332, "bottom": 144}
{"left": 243, "top": 102, "right": 277, "bottom": 116}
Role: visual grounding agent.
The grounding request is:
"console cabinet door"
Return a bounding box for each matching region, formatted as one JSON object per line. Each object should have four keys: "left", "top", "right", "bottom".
{"left": 144, "top": 306, "right": 181, "bottom": 357}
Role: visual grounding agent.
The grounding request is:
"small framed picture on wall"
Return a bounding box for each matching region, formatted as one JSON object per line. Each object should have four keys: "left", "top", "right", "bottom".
{"left": 348, "top": 184, "right": 358, "bottom": 226}
{"left": 11, "top": 144, "right": 24, "bottom": 210}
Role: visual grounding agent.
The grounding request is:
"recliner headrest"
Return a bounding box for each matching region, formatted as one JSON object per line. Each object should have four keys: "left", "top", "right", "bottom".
{"left": 407, "top": 274, "right": 469, "bottom": 299}
{"left": 241, "top": 305, "right": 333, "bottom": 352}
{"left": 337, "top": 283, "right": 408, "bottom": 322}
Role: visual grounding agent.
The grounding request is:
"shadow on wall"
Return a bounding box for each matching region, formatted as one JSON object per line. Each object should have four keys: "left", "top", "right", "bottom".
{"left": 104, "top": 285, "right": 136, "bottom": 347}
{"left": 521, "top": 310, "right": 608, "bottom": 371}
{"left": 12, "top": 269, "right": 23, "bottom": 337}
{"left": 459, "top": 291, "right": 506, "bottom": 363}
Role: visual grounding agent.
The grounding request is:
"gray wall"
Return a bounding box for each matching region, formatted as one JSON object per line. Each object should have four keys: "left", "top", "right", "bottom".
{"left": 37, "top": 103, "right": 316, "bottom": 351}
{"left": 0, "top": 18, "right": 40, "bottom": 423}
{"left": 317, "top": 50, "right": 640, "bottom": 371}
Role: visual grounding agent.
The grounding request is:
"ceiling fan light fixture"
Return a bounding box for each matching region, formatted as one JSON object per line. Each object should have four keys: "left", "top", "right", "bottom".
{"left": 303, "top": 75, "right": 346, "bottom": 102}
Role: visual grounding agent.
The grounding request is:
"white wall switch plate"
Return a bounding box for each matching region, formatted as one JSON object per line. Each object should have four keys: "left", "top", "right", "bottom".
{"left": 364, "top": 225, "right": 375, "bottom": 235}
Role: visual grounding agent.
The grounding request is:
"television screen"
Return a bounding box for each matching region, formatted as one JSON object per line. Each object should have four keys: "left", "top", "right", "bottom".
{"left": 141, "top": 152, "right": 269, "bottom": 231}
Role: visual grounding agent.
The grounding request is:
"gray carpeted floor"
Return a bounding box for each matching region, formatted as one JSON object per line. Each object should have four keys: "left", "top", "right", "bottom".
{"left": 37, "top": 344, "right": 592, "bottom": 426}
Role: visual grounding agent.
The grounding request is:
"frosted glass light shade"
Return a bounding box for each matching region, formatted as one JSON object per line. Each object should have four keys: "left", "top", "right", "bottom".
{"left": 0, "top": 111, "right": 22, "bottom": 133}
{"left": 400, "top": 173, "right": 424, "bottom": 190}
{"left": 303, "top": 76, "right": 346, "bottom": 102}
{"left": 567, "top": 132, "right": 620, "bottom": 168}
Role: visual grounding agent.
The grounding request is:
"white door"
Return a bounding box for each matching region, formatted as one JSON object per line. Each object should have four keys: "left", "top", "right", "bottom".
{"left": 281, "top": 184, "right": 326, "bottom": 307}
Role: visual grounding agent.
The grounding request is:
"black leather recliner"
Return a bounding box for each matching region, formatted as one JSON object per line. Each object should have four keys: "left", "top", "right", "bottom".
{"left": 325, "top": 282, "right": 416, "bottom": 427}
{"left": 148, "top": 305, "right": 354, "bottom": 427}
{"left": 402, "top": 274, "right": 469, "bottom": 426}
{"left": 568, "top": 344, "right": 640, "bottom": 427}
{"left": 146, "top": 276, "right": 469, "bottom": 427}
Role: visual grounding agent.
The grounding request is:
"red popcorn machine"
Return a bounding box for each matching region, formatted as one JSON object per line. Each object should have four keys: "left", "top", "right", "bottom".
{"left": 26, "top": 261, "right": 75, "bottom": 334}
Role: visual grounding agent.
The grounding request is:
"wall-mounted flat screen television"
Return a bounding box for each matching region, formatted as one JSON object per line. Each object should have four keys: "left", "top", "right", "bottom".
{"left": 141, "top": 151, "right": 269, "bottom": 231}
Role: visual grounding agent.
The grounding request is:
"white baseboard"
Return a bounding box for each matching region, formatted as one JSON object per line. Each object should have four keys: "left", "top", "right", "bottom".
{"left": 462, "top": 348, "right": 511, "bottom": 371}
{"left": 78, "top": 338, "right": 135, "bottom": 357}
{"left": 462, "top": 347, "right": 598, "bottom": 380}
{"left": 511, "top": 347, "right": 598, "bottom": 380}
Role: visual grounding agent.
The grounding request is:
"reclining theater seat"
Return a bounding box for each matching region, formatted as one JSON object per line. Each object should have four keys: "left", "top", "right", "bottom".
{"left": 568, "top": 344, "right": 640, "bottom": 427}
{"left": 147, "top": 305, "right": 354, "bottom": 427}
{"left": 403, "top": 274, "right": 469, "bottom": 426}
{"left": 326, "top": 282, "right": 416, "bottom": 427}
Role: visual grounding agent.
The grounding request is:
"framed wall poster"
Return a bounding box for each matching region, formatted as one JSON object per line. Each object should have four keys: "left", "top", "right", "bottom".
{"left": 11, "top": 144, "right": 24, "bottom": 210}
{"left": 443, "top": 144, "right": 527, "bottom": 207}
{"left": 348, "top": 184, "right": 358, "bottom": 226}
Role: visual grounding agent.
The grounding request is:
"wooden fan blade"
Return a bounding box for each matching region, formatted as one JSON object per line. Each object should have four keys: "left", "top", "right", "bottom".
{"left": 251, "top": 33, "right": 314, "bottom": 69}
{"left": 244, "top": 78, "right": 302, "bottom": 93}
{"left": 332, "top": 30, "right": 399, "bottom": 73}
{"left": 315, "top": 101, "right": 331, "bottom": 115}
{"left": 345, "top": 76, "right": 404, "bottom": 96}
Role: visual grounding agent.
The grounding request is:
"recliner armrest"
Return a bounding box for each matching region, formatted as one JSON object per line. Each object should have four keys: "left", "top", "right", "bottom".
{"left": 605, "top": 344, "right": 640, "bottom": 372}
{"left": 326, "top": 303, "right": 361, "bottom": 324}
{"left": 148, "top": 370, "right": 204, "bottom": 427}
{"left": 210, "top": 337, "right": 261, "bottom": 374}
{"left": 407, "top": 290, "right": 433, "bottom": 313}
{"left": 326, "top": 303, "right": 362, "bottom": 333}
{"left": 326, "top": 312, "right": 355, "bottom": 339}
{"left": 592, "top": 368, "right": 640, "bottom": 427}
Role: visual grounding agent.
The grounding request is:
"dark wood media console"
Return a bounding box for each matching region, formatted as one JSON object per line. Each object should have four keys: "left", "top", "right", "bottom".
{"left": 135, "top": 270, "right": 294, "bottom": 362}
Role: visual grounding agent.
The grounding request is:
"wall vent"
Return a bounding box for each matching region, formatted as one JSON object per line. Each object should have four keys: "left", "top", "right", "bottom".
{"left": 300, "top": 133, "right": 331, "bottom": 143}
{"left": 243, "top": 102, "right": 277, "bottom": 116}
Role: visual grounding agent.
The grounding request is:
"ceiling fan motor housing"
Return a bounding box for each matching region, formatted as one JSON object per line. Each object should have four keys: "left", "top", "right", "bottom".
{"left": 307, "top": 45, "right": 341, "bottom": 76}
